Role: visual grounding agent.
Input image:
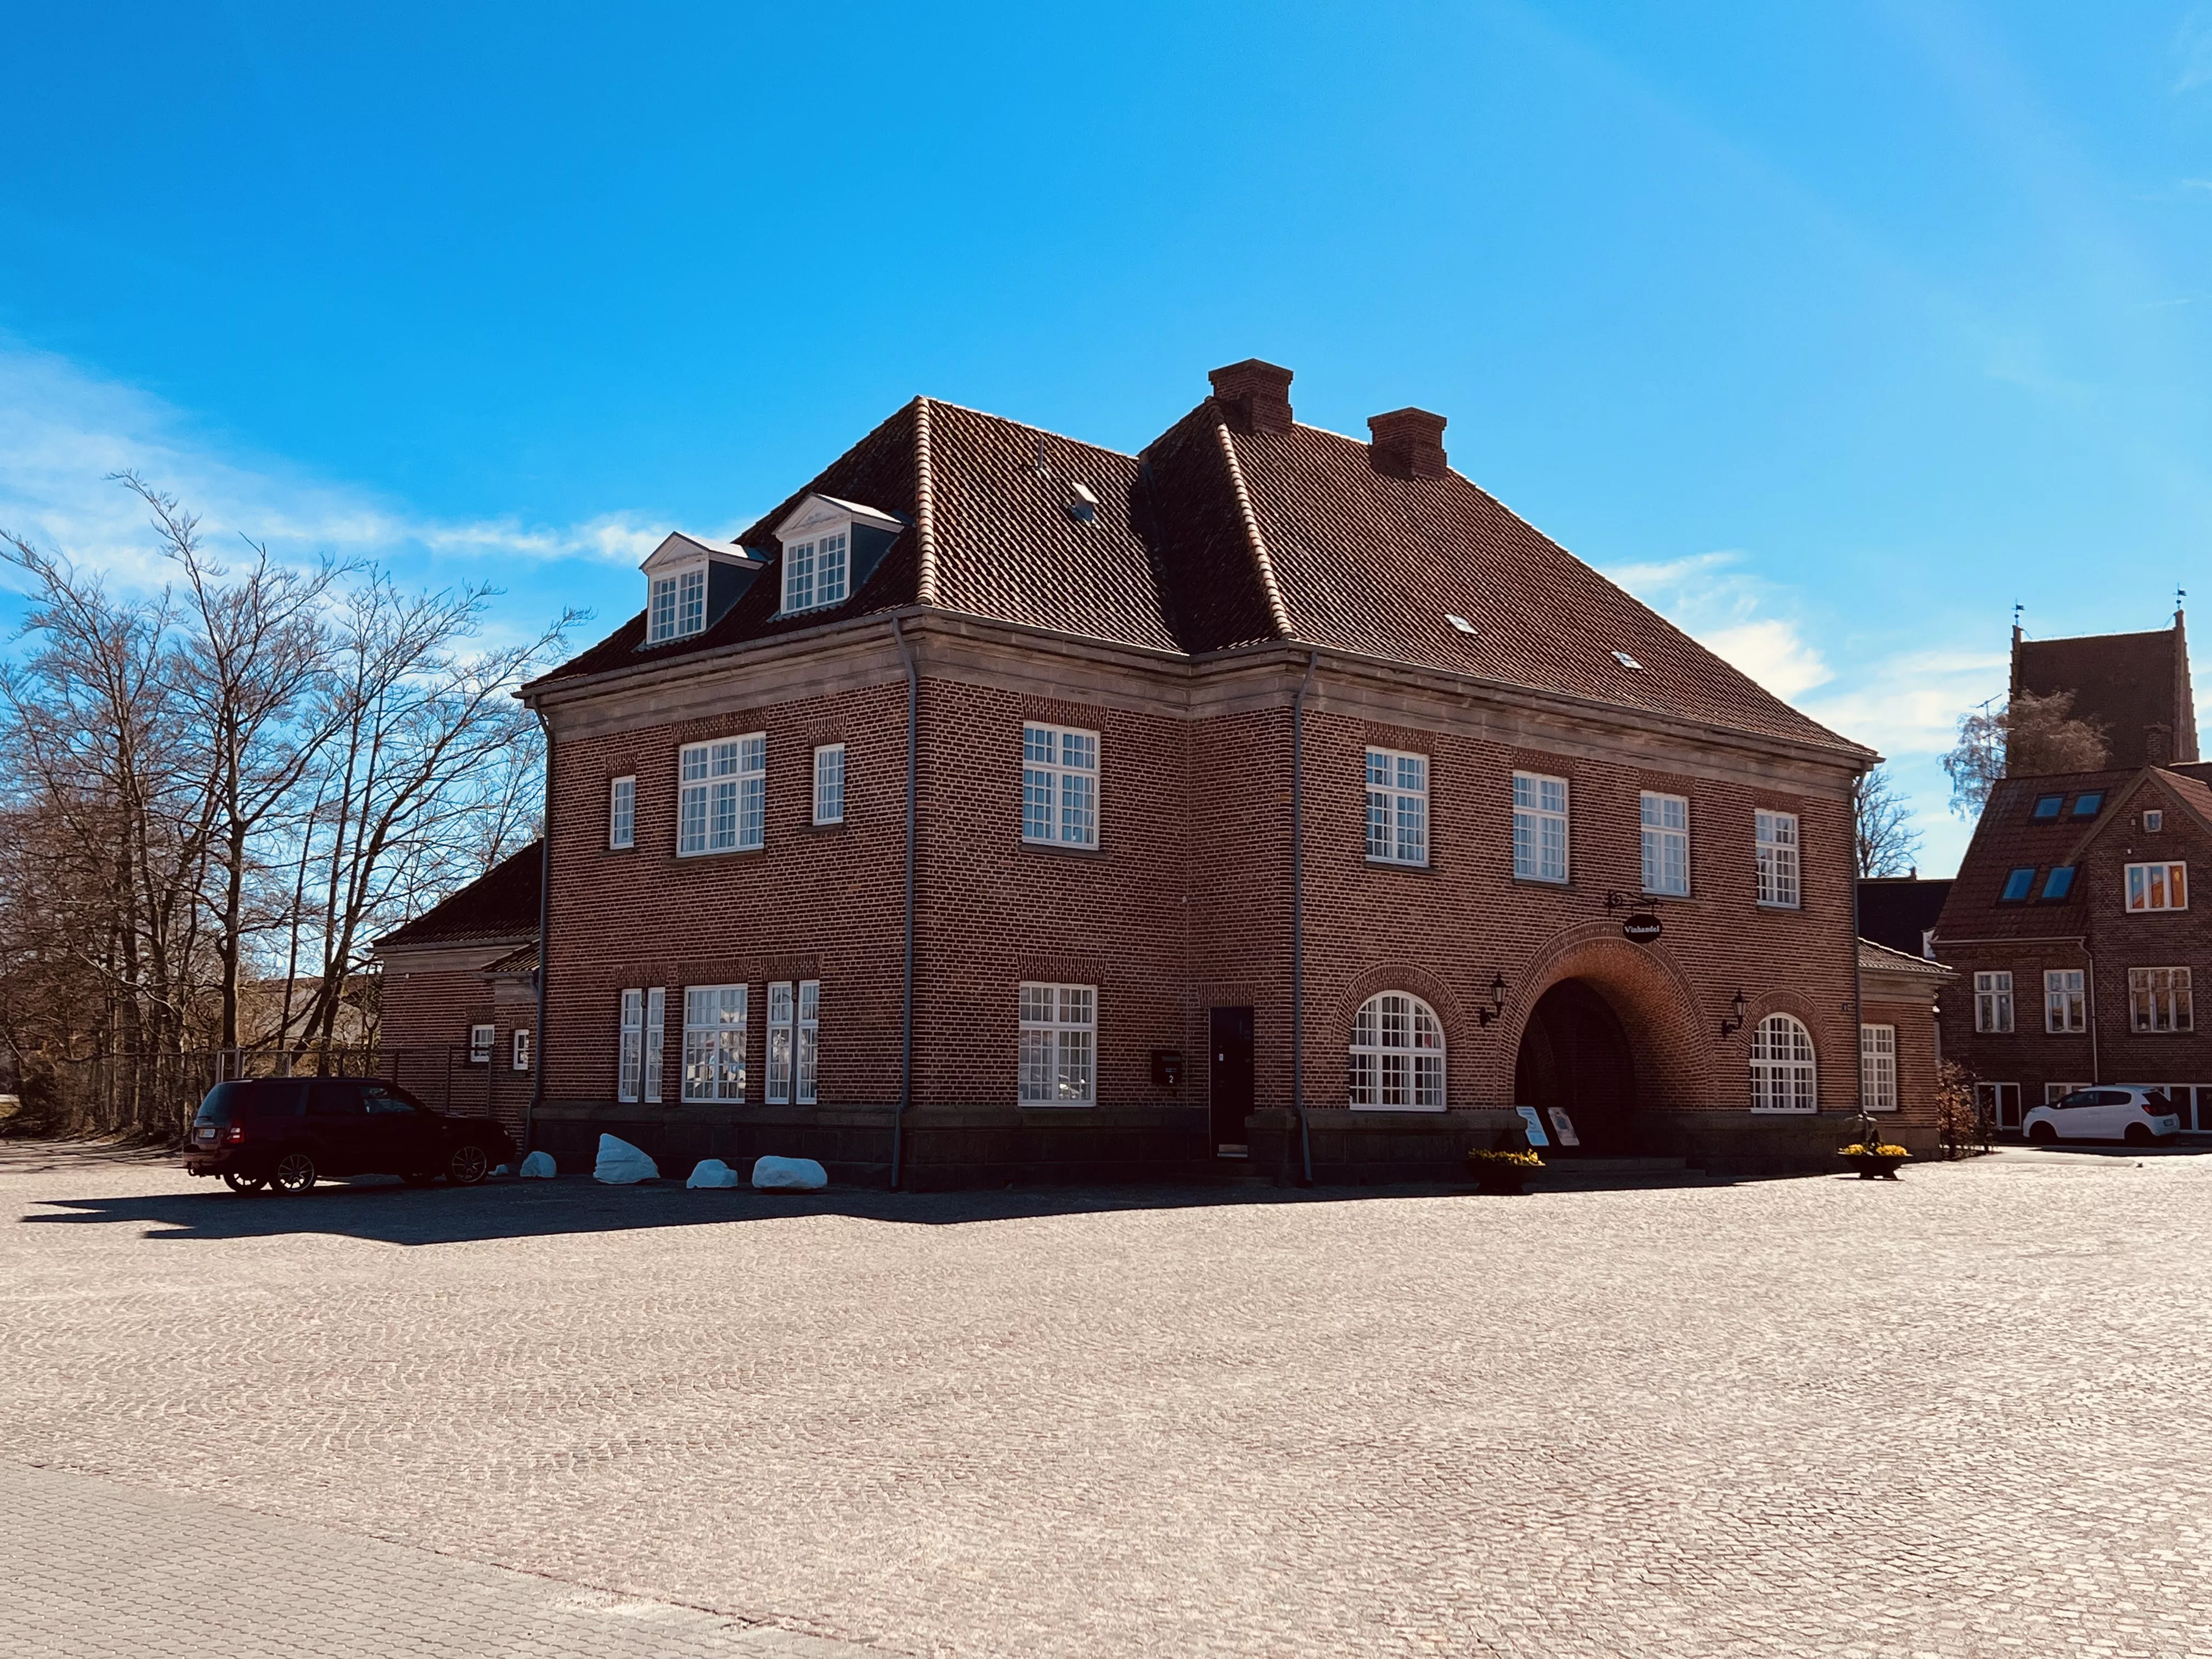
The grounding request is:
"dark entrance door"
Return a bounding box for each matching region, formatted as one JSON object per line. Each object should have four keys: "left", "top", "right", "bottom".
{"left": 1513, "top": 980, "right": 1637, "bottom": 1154}
{"left": 1209, "top": 1007, "right": 1255, "bottom": 1155}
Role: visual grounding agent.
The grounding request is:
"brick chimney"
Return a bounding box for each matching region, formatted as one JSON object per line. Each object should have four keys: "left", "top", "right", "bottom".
{"left": 2148, "top": 723, "right": 2174, "bottom": 766}
{"left": 1209, "top": 360, "right": 1294, "bottom": 435}
{"left": 1368, "top": 408, "right": 1448, "bottom": 479}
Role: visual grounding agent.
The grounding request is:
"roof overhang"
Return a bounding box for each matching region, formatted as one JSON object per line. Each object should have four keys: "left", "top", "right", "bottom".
{"left": 640, "top": 532, "right": 765, "bottom": 575}
{"left": 774, "top": 494, "right": 905, "bottom": 543}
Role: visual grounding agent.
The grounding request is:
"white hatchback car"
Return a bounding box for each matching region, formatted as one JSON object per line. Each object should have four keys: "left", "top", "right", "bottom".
{"left": 2022, "top": 1085, "right": 2182, "bottom": 1146}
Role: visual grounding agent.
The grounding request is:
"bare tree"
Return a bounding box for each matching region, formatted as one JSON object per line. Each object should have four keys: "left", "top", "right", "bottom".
{"left": 1852, "top": 766, "right": 1924, "bottom": 877}
{"left": 1943, "top": 689, "right": 2110, "bottom": 817}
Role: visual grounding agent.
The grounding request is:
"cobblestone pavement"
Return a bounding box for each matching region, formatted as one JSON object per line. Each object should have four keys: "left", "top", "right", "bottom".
{"left": 6, "top": 1142, "right": 2212, "bottom": 1658}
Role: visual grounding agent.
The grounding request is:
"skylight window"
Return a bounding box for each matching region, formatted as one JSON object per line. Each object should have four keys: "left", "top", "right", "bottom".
{"left": 1611, "top": 650, "right": 1643, "bottom": 669}
{"left": 1446, "top": 614, "right": 1477, "bottom": 636}
{"left": 2000, "top": 866, "right": 2036, "bottom": 903}
{"left": 2031, "top": 793, "right": 2063, "bottom": 820}
{"left": 2042, "top": 865, "right": 2077, "bottom": 901}
{"left": 2071, "top": 791, "right": 2104, "bottom": 819}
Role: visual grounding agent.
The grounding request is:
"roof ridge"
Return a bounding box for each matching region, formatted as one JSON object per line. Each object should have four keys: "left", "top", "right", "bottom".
{"left": 1214, "top": 421, "right": 1296, "bottom": 641}
{"left": 914, "top": 397, "right": 941, "bottom": 608}
{"left": 918, "top": 394, "right": 1139, "bottom": 460}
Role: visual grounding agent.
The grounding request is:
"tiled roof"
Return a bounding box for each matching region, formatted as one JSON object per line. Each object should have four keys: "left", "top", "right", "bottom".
{"left": 1855, "top": 878, "right": 1951, "bottom": 958}
{"left": 374, "top": 842, "right": 543, "bottom": 951}
{"left": 524, "top": 373, "right": 1872, "bottom": 758}
{"left": 1858, "top": 937, "right": 1953, "bottom": 978}
{"left": 483, "top": 943, "right": 539, "bottom": 976}
{"left": 2013, "top": 619, "right": 2197, "bottom": 768}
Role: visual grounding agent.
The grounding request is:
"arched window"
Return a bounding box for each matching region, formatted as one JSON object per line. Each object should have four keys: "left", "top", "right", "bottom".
{"left": 1349, "top": 992, "right": 1446, "bottom": 1110}
{"left": 1748, "top": 1013, "right": 1817, "bottom": 1113}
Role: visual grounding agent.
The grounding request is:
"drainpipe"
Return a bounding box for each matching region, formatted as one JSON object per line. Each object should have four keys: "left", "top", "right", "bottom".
{"left": 889, "top": 614, "right": 918, "bottom": 1190}
{"left": 1850, "top": 859, "right": 1865, "bottom": 1112}
{"left": 525, "top": 710, "right": 553, "bottom": 1154}
{"left": 1290, "top": 650, "right": 1319, "bottom": 1186}
{"left": 2081, "top": 940, "right": 2098, "bottom": 1084}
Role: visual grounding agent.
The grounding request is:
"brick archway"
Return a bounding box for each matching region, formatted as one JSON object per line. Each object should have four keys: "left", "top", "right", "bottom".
{"left": 1489, "top": 926, "right": 1714, "bottom": 1119}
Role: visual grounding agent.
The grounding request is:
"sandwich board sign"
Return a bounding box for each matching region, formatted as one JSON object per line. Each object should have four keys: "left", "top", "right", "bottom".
{"left": 1515, "top": 1105, "right": 1550, "bottom": 1147}
{"left": 1547, "top": 1108, "right": 1581, "bottom": 1147}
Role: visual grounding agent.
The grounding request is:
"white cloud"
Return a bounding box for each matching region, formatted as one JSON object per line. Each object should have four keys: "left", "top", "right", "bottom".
{"left": 0, "top": 338, "right": 667, "bottom": 589}
{"left": 2179, "top": 8, "right": 2212, "bottom": 93}
{"left": 1606, "top": 550, "right": 1833, "bottom": 700}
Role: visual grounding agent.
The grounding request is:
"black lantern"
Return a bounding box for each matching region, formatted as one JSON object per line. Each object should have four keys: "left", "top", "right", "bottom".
{"left": 1476, "top": 973, "right": 1509, "bottom": 1026}
{"left": 1718, "top": 989, "right": 1749, "bottom": 1040}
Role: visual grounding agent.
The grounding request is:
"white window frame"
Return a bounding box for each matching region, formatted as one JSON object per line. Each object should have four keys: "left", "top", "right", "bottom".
{"left": 812, "top": 744, "right": 845, "bottom": 826}
{"left": 2145, "top": 809, "right": 2165, "bottom": 832}
{"left": 1640, "top": 791, "right": 1689, "bottom": 896}
{"left": 681, "top": 984, "right": 748, "bottom": 1103}
{"left": 1973, "top": 970, "right": 2014, "bottom": 1034}
{"left": 1019, "top": 983, "right": 1096, "bottom": 1105}
{"left": 468, "top": 1023, "right": 494, "bottom": 1065}
{"left": 1022, "top": 724, "right": 1099, "bottom": 849}
{"left": 608, "top": 775, "right": 636, "bottom": 850}
{"left": 1512, "top": 771, "right": 1569, "bottom": 884}
{"left": 2130, "top": 967, "right": 2194, "bottom": 1033}
{"left": 1749, "top": 1012, "right": 1817, "bottom": 1113}
{"left": 647, "top": 566, "right": 707, "bottom": 644}
{"left": 782, "top": 528, "right": 849, "bottom": 615}
{"left": 2125, "top": 861, "right": 2188, "bottom": 912}
{"left": 1756, "top": 809, "right": 1801, "bottom": 909}
{"left": 766, "top": 980, "right": 821, "bottom": 1106}
{"left": 1365, "top": 748, "right": 1429, "bottom": 866}
{"left": 618, "top": 990, "right": 643, "bottom": 1103}
{"left": 644, "top": 987, "right": 664, "bottom": 1102}
{"left": 2044, "top": 1081, "right": 2091, "bottom": 1104}
{"left": 512, "top": 1028, "right": 532, "bottom": 1072}
{"left": 2044, "top": 969, "right": 2086, "bottom": 1035}
{"left": 1859, "top": 1024, "right": 1897, "bottom": 1112}
{"left": 678, "top": 735, "right": 766, "bottom": 856}
{"left": 1348, "top": 991, "right": 1447, "bottom": 1111}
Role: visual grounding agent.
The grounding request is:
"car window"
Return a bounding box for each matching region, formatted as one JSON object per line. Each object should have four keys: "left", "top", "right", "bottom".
{"left": 249, "top": 1082, "right": 307, "bottom": 1118}
{"left": 2087, "top": 1090, "right": 2131, "bottom": 1106}
{"left": 307, "top": 1082, "right": 364, "bottom": 1117}
{"left": 2140, "top": 1092, "right": 2172, "bottom": 1110}
{"left": 361, "top": 1086, "right": 418, "bottom": 1116}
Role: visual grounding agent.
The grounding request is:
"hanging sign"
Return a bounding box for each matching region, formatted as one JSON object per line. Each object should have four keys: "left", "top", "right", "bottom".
{"left": 1621, "top": 913, "right": 1663, "bottom": 944}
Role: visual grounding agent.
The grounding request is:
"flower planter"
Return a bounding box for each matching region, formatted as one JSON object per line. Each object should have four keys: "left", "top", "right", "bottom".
{"left": 1839, "top": 1150, "right": 1907, "bottom": 1181}
{"left": 1466, "top": 1150, "right": 1543, "bottom": 1195}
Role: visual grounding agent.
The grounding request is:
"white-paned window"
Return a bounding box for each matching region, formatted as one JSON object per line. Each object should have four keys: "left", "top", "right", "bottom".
{"left": 2125, "top": 861, "right": 2188, "bottom": 912}
{"left": 512, "top": 1028, "right": 532, "bottom": 1072}
{"left": 2044, "top": 969, "right": 2086, "bottom": 1034}
{"left": 1022, "top": 724, "right": 1099, "bottom": 848}
{"left": 813, "top": 744, "right": 845, "bottom": 825}
{"left": 1365, "top": 748, "right": 1428, "bottom": 865}
{"left": 644, "top": 986, "right": 664, "bottom": 1102}
{"left": 677, "top": 735, "right": 766, "bottom": 855}
{"left": 608, "top": 776, "right": 636, "bottom": 850}
{"left": 782, "top": 529, "right": 849, "bottom": 614}
{"left": 682, "top": 985, "right": 748, "bottom": 1102}
{"left": 1974, "top": 971, "right": 2014, "bottom": 1034}
{"left": 1756, "top": 810, "right": 1800, "bottom": 908}
{"left": 647, "top": 567, "right": 707, "bottom": 644}
{"left": 2145, "top": 809, "right": 2165, "bottom": 832}
{"left": 1348, "top": 992, "right": 1447, "bottom": 1111}
{"left": 1859, "top": 1024, "right": 1897, "bottom": 1111}
{"left": 767, "top": 980, "right": 822, "bottom": 1106}
{"left": 1749, "top": 1013, "right": 1817, "bottom": 1113}
{"left": 2130, "top": 967, "right": 2194, "bottom": 1032}
{"left": 1019, "top": 983, "right": 1096, "bottom": 1105}
{"left": 1512, "top": 771, "right": 1569, "bottom": 883}
{"left": 618, "top": 990, "right": 644, "bottom": 1103}
{"left": 1640, "top": 792, "right": 1689, "bottom": 896}
{"left": 469, "top": 1023, "right": 494, "bottom": 1065}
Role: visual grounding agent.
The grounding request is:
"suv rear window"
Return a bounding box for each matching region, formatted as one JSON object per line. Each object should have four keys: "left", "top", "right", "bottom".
{"left": 194, "top": 1081, "right": 307, "bottom": 1122}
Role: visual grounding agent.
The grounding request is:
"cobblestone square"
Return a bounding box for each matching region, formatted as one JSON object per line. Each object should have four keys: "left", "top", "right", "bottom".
{"left": 6, "top": 1143, "right": 2211, "bottom": 1657}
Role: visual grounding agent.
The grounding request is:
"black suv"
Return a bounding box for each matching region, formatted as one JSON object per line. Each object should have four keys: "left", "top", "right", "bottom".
{"left": 184, "top": 1078, "right": 516, "bottom": 1195}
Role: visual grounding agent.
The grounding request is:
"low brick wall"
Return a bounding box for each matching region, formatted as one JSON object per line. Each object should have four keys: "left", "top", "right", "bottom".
{"left": 1636, "top": 1109, "right": 1943, "bottom": 1175}
{"left": 1249, "top": 1107, "right": 1528, "bottom": 1186}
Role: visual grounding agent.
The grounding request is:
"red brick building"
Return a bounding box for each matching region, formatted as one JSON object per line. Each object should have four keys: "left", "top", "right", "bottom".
{"left": 386, "top": 362, "right": 1939, "bottom": 1183}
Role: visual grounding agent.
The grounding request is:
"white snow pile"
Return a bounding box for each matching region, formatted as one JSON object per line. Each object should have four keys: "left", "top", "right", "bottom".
{"left": 752, "top": 1155, "right": 827, "bottom": 1192}
{"left": 686, "top": 1158, "right": 741, "bottom": 1189}
{"left": 593, "top": 1135, "right": 659, "bottom": 1184}
{"left": 517, "top": 1150, "right": 557, "bottom": 1180}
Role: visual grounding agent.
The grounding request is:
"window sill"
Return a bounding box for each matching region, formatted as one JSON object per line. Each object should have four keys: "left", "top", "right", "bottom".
{"left": 1018, "top": 1100, "right": 1098, "bottom": 1110}
{"left": 1748, "top": 1105, "right": 1819, "bottom": 1115}
{"left": 1365, "top": 856, "right": 1434, "bottom": 872}
{"left": 675, "top": 846, "right": 765, "bottom": 860}
{"left": 1754, "top": 901, "right": 1802, "bottom": 912}
{"left": 805, "top": 819, "right": 847, "bottom": 833}
{"left": 1640, "top": 889, "right": 1692, "bottom": 902}
{"left": 1510, "top": 874, "right": 1572, "bottom": 889}
{"left": 1348, "top": 1103, "right": 1447, "bottom": 1113}
{"left": 1021, "top": 839, "right": 1104, "bottom": 857}
{"left": 606, "top": 844, "right": 636, "bottom": 854}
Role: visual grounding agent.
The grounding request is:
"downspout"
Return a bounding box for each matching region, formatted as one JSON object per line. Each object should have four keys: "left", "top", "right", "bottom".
{"left": 2081, "top": 940, "right": 2098, "bottom": 1084}
{"left": 889, "top": 614, "right": 918, "bottom": 1189}
{"left": 1850, "top": 851, "right": 1865, "bottom": 1113}
{"left": 525, "top": 710, "right": 552, "bottom": 1154}
{"left": 1290, "top": 650, "right": 1318, "bottom": 1186}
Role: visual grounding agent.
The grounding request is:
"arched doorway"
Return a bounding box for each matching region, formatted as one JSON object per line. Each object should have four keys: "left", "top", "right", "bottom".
{"left": 1513, "top": 979, "right": 1637, "bottom": 1153}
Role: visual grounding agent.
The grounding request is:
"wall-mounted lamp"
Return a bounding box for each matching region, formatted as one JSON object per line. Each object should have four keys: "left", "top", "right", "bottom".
{"left": 1718, "top": 989, "right": 1749, "bottom": 1040}
{"left": 1475, "top": 973, "right": 1510, "bottom": 1026}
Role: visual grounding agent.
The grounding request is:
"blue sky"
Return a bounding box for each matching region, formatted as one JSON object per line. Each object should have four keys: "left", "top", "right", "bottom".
{"left": 6, "top": 1, "right": 2212, "bottom": 874}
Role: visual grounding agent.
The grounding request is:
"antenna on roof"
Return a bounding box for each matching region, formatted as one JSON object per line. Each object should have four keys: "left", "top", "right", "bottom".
{"left": 1032, "top": 435, "right": 1050, "bottom": 479}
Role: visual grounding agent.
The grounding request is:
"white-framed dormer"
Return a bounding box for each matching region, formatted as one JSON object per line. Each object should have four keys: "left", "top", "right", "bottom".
{"left": 774, "top": 495, "right": 905, "bottom": 619}
{"left": 640, "top": 532, "right": 764, "bottom": 647}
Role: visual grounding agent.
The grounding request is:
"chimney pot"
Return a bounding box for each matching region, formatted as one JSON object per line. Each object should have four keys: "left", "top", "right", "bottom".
{"left": 1368, "top": 407, "right": 1448, "bottom": 479}
{"left": 1208, "top": 359, "right": 1294, "bottom": 435}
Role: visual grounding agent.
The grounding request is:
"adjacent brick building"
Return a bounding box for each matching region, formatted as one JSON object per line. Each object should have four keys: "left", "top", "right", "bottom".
{"left": 384, "top": 360, "right": 1943, "bottom": 1184}
{"left": 1936, "top": 613, "right": 2212, "bottom": 1132}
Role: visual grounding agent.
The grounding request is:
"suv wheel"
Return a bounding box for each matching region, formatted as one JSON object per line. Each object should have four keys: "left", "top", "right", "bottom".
{"left": 2124, "top": 1122, "right": 2153, "bottom": 1147}
{"left": 447, "top": 1143, "right": 491, "bottom": 1187}
{"left": 2028, "top": 1121, "right": 2057, "bottom": 1144}
{"left": 222, "top": 1171, "right": 267, "bottom": 1194}
{"left": 269, "top": 1153, "right": 318, "bottom": 1194}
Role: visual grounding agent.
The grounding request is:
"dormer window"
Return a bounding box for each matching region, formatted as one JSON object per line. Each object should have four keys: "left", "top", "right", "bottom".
{"left": 648, "top": 567, "right": 707, "bottom": 644}
{"left": 783, "top": 529, "right": 849, "bottom": 614}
